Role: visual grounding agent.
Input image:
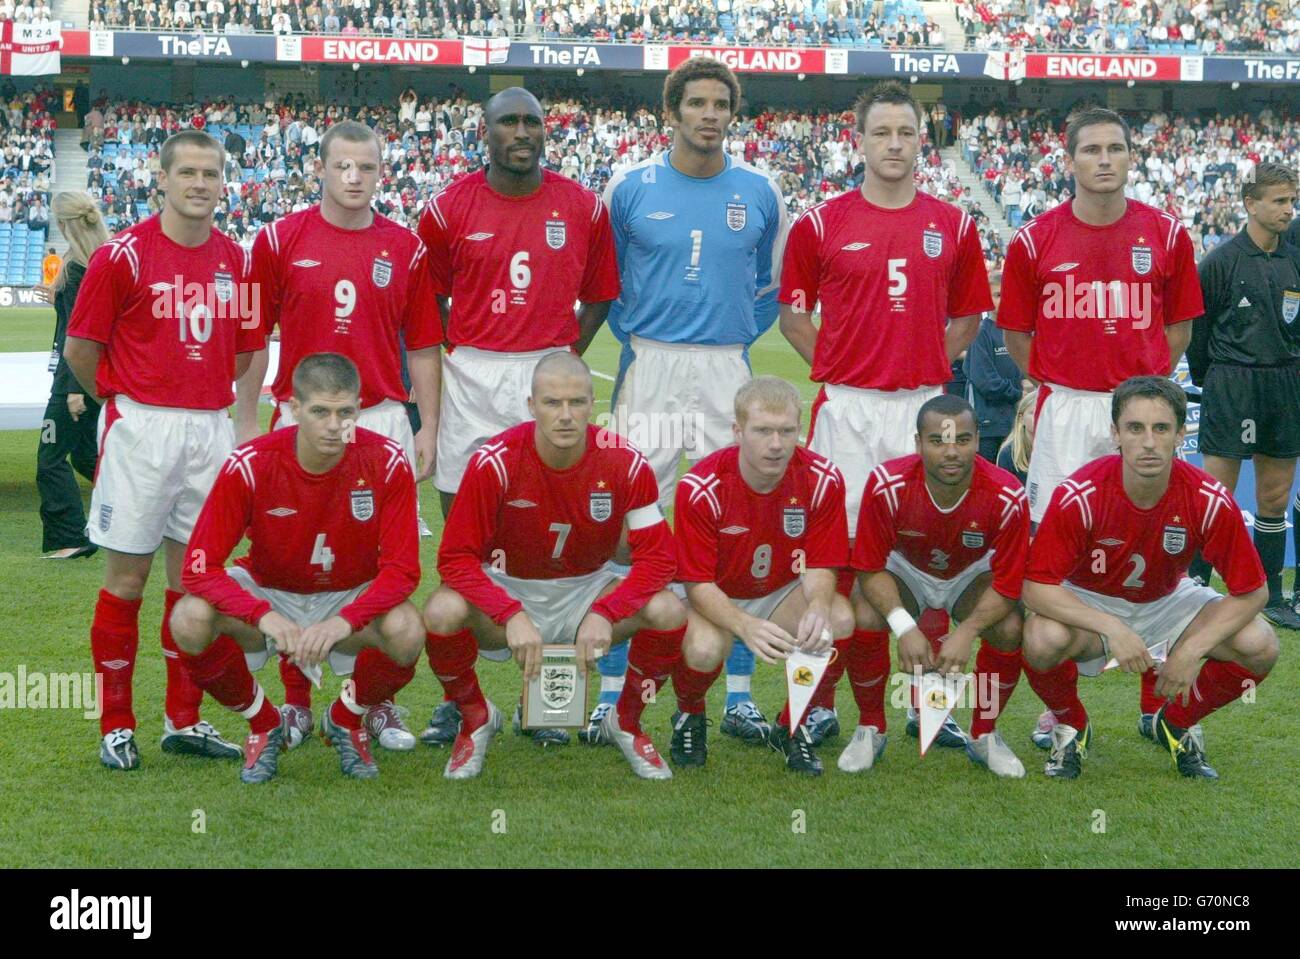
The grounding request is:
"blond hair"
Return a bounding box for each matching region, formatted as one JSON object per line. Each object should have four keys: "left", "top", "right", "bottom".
{"left": 50, "top": 192, "right": 109, "bottom": 293}
{"left": 999, "top": 389, "right": 1038, "bottom": 474}
{"left": 734, "top": 376, "right": 801, "bottom": 428}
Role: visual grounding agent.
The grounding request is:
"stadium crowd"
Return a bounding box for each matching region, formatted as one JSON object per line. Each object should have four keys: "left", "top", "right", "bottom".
{"left": 93, "top": 0, "right": 945, "bottom": 46}
{"left": 0, "top": 84, "right": 58, "bottom": 237}
{"left": 957, "top": 1, "right": 1300, "bottom": 54}
{"left": 957, "top": 105, "right": 1300, "bottom": 254}
{"left": 0, "top": 0, "right": 56, "bottom": 24}
{"left": 81, "top": 88, "right": 1006, "bottom": 263}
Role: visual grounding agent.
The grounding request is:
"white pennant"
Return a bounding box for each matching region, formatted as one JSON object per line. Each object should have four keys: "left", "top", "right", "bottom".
{"left": 785, "top": 637, "right": 836, "bottom": 731}
{"left": 915, "top": 671, "right": 968, "bottom": 756}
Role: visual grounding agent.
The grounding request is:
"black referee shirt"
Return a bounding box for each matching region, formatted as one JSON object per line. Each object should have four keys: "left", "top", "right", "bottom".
{"left": 1187, "top": 227, "right": 1300, "bottom": 385}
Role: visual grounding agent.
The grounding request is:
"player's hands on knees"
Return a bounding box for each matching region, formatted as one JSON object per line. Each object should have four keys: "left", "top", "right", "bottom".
{"left": 295, "top": 615, "right": 353, "bottom": 668}
{"left": 258, "top": 611, "right": 303, "bottom": 660}
{"left": 933, "top": 625, "right": 975, "bottom": 676}
{"left": 897, "top": 627, "right": 936, "bottom": 674}
{"left": 413, "top": 425, "right": 437, "bottom": 482}
{"left": 738, "top": 615, "right": 798, "bottom": 665}
{"left": 506, "top": 611, "right": 545, "bottom": 681}
{"left": 1154, "top": 646, "right": 1199, "bottom": 704}
{"left": 1107, "top": 626, "right": 1155, "bottom": 674}
{"left": 795, "top": 604, "right": 833, "bottom": 655}
{"left": 574, "top": 611, "right": 613, "bottom": 676}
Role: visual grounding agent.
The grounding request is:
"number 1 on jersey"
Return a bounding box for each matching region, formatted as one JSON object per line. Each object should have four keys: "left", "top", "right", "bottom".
{"left": 689, "top": 230, "right": 703, "bottom": 268}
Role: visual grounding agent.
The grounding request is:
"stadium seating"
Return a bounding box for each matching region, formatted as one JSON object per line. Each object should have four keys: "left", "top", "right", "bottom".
{"left": 955, "top": 0, "right": 1300, "bottom": 54}
{"left": 0, "top": 86, "right": 57, "bottom": 286}
{"left": 96, "top": 0, "right": 943, "bottom": 46}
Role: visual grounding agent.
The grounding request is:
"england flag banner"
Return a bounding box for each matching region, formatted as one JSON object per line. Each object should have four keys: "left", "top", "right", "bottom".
{"left": 1, "top": 21, "right": 61, "bottom": 76}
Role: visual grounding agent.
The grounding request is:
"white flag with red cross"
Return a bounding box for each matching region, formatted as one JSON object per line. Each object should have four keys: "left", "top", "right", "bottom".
{"left": 0, "top": 22, "right": 61, "bottom": 76}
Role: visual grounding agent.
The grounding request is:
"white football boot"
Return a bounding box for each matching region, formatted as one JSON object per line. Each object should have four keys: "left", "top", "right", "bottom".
{"left": 600, "top": 707, "right": 672, "bottom": 780}
{"left": 443, "top": 701, "right": 503, "bottom": 780}
{"left": 837, "top": 725, "right": 887, "bottom": 773}
{"left": 966, "top": 730, "right": 1027, "bottom": 779}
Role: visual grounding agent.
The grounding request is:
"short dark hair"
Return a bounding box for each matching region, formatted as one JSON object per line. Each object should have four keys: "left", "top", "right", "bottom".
{"left": 293, "top": 352, "right": 360, "bottom": 401}
{"left": 854, "top": 81, "right": 923, "bottom": 132}
{"left": 1111, "top": 376, "right": 1186, "bottom": 430}
{"left": 1064, "top": 107, "right": 1131, "bottom": 157}
{"left": 319, "top": 119, "right": 381, "bottom": 164}
{"left": 160, "top": 130, "right": 225, "bottom": 173}
{"left": 916, "top": 394, "right": 977, "bottom": 435}
{"left": 1242, "top": 161, "right": 1298, "bottom": 203}
{"left": 663, "top": 56, "right": 741, "bottom": 120}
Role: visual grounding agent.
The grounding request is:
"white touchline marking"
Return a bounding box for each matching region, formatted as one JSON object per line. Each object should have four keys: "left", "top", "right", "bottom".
{"left": 591, "top": 370, "right": 615, "bottom": 382}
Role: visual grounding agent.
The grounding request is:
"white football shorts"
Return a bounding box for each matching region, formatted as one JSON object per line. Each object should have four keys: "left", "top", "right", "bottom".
{"left": 808, "top": 384, "right": 941, "bottom": 539}
{"left": 228, "top": 564, "right": 368, "bottom": 678}
{"left": 611, "top": 336, "right": 751, "bottom": 509}
{"left": 1062, "top": 577, "right": 1220, "bottom": 677}
{"left": 884, "top": 551, "right": 995, "bottom": 617}
{"left": 476, "top": 561, "right": 625, "bottom": 661}
{"left": 89, "top": 396, "right": 234, "bottom": 554}
{"left": 675, "top": 578, "right": 802, "bottom": 624}
{"left": 435, "top": 345, "right": 567, "bottom": 494}
{"left": 1027, "top": 384, "right": 1116, "bottom": 524}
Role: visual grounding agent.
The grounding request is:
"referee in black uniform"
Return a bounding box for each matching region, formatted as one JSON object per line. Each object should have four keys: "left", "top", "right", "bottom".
{"left": 1188, "top": 161, "right": 1300, "bottom": 628}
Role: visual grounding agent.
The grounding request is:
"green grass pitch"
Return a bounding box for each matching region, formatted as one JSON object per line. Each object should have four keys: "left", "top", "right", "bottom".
{"left": 2, "top": 306, "right": 1296, "bottom": 868}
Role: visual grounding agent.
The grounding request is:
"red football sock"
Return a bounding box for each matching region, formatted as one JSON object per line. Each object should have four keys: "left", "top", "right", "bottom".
{"left": 330, "top": 697, "right": 363, "bottom": 730}
{"left": 846, "top": 628, "right": 890, "bottom": 730}
{"left": 1163, "top": 660, "right": 1264, "bottom": 728}
{"left": 617, "top": 627, "right": 684, "bottom": 734}
{"left": 809, "top": 637, "right": 850, "bottom": 711}
{"left": 279, "top": 654, "right": 313, "bottom": 710}
{"left": 672, "top": 658, "right": 721, "bottom": 715}
{"left": 91, "top": 589, "right": 141, "bottom": 735}
{"left": 425, "top": 630, "right": 487, "bottom": 730}
{"left": 351, "top": 647, "right": 416, "bottom": 711}
{"left": 161, "top": 588, "right": 203, "bottom": 728}
{"left": 970, "top": 644, "right": 1022, "bottom": 739}
{"left": 1022, "top": 657, "right": 1088, "bottom": 731}
{"left": 920, "top": 608, "right": 949, "bottom": 656}
{"left": 1139, "top": 667, "right": 1163, "bottom": 714}
{"left": 180, "top": 636, "right": 279, "bottom": 734}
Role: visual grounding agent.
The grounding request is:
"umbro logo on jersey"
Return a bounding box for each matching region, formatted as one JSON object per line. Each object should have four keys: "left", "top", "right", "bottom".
{"left": 292, "top": 259, "right": 321, "bottom": 268}
{"left": 840, "top": 242, "right": 871, "bottom": 251}
{"left": 720, "top": 525, "right": 750, "bottom": 535}
{"left": 148, "top": 281, "right": 174, "bottom": 292}
{"left": 646, "top": 211, "right": 674, "bottom": 220}
{"left": 1050, "top": 263, "right": 1079, "bottom": 272}
{"left": 465, "top": 232, "right": 495, "bottom": 241}
{"left": 507, "top": 499, "right": 537, "bottom": 509}
{"left": 898, "top": 529, "right": 925, "bottom": 537}
{"left": 266, "top": 507, "right": 297, "bottom": 517}
{"left": 1097, "top": 538, "right": 1124, "bottom": 546}
{"left": 1238, "top": 296, "right": 1252, "bottom": 307}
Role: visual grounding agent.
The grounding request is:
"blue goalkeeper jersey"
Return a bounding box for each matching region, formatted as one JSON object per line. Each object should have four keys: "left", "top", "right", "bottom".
{"left": 602, "top": 151, "right": 788, "bottom": 352}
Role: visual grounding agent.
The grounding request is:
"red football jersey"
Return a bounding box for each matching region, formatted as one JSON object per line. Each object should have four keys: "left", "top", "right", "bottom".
{"left": 778, "top": 189, "right": 992, "bottom": 390}
{"left": 996, "top": 199, "right": 1203, "bottom": 391}
{"left": 418, "top": 169, "right": 621, "bottom": 350}
{"left": 68, "top": 215, "right": 264, "bottom": 409}
{"left": 182, "top": 427, "right": 419, "bottom": 631}
{"left": 852, "top": 454, "right": 1030, "bottom": 601}
{"left": 1027, "top": 456, "right": 1263, "bottom": 602}
{"left": 252, "top": 206, "right": 442, "bottom": 409}
{"left": 438, "top": 423, "right": 675, "bottom": 625}
{"left": 675, "top": 446, "right": 849, "bottom": 599}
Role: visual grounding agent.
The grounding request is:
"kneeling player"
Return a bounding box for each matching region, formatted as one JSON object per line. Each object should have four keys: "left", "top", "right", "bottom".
{"left": 852, "top": 395, "right": 1030, "bottom": 778}
{"left": 671, "top": 376, "right": 852, "bottom": 776}
{"left": 1022, "top": 376, "right": 1278, "bottom": 780}
{"left": 424, "top": 352, "right": 686, "bottom": 780}
{"left": 171, "top": 354, "right": 424, "bottom": 783}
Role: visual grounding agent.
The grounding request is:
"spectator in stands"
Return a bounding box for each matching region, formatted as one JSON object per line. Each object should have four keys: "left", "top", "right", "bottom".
{"left": 35, "top": 193, "right": 111, "bottom": 560}
{"left": 27, "top": 193, "right": 48, "bottom": 233}
{"left": 997, "top": 390, "right": 1037, "bottom": 488}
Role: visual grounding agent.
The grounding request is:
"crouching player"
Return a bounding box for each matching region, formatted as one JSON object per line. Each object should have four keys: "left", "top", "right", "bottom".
{"left": 170, "top": 354, "right": 424, "bottom": 783}
{"left": 424, "top": 352, "right": 686, "bottom": 781}
{"left": 1022, "top": 376, "right": 1277, "bottom": 780}
{"left": 671, "top": 376, "right": 852, "bottom": 776}
{"left": 852, "top": 394, "right": 1030, "bottom": 778}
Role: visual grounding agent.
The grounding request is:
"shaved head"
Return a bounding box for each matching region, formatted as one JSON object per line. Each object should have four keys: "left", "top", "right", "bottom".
{"left": 485, "top": 87, "right": 543, "bottom": 124}
{"left": 531, "top": 351, "right": 592, "bottom": 396}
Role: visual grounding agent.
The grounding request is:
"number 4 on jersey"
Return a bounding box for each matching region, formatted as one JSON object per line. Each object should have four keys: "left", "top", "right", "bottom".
{"left": 311, "top": 532, "right": 335, "bottom": 572}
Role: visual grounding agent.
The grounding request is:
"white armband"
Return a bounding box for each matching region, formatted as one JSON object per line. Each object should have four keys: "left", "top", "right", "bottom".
{"left": 886, "top": 608, "right": 918, "bottom": 637}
